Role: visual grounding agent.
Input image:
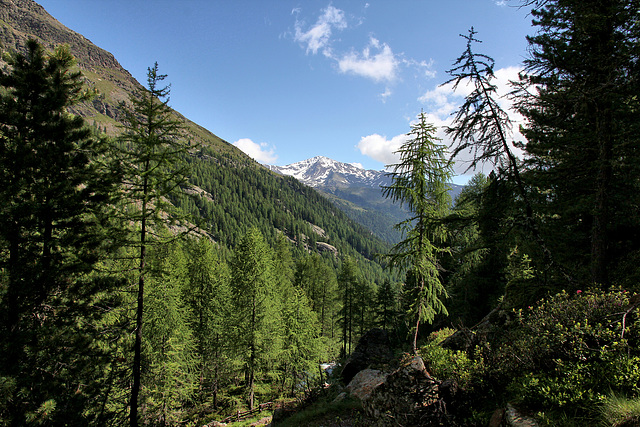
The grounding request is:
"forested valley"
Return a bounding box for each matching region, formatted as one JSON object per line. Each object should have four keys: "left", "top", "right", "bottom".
{"left": 1, "top": 0, "right": 640, "bottom": 426}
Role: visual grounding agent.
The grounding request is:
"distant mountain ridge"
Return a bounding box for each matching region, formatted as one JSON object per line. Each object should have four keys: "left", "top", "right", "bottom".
{"left": 268, "top": 157, "right": 465, "bottom": 244}
{"left": 267, "top": 156, "right": 390, "bottom": 189}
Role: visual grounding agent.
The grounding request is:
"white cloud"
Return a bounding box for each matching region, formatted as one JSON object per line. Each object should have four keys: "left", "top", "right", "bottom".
{"left": 292, "top": 5, "right": 435, "bottom": 93}
{"left": 294, "top": 5, "right": 347, "bottom": 56}
{"left": 356, "top": 133, "right": 409, "bottom": 166}
{"left": 380, "top": 87, "right": 392, "bottom": 102}
{"left": 356, "top": 65, "right": 525, "bottom": 175}
{"left": 338, "top": 37, "right": 398, "bottom": 82}
{"left": 232, "top": 138, "right": 278, "bottom": 164}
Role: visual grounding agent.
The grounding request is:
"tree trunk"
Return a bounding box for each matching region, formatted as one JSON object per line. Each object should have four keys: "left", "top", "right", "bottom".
{"left": 591, "top": 108, "right": 613, "bottom": 285}
{"left": 130, "top": 177, "right": 148, "bottom": 427}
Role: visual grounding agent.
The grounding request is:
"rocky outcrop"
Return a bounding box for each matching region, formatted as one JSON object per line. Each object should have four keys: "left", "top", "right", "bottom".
{"left": 345, "top": 369, "right": 388, "bottom": 401}
{"left": 341, "top": 328, "right": 394, "bottom": 384}
{"left": 362, "top": 356, "right": 454, "bottom": 426}
{"left": 505, "top": 403, "right": 539, "bottom": 427}
{"left": 316, "top": 241, "right": 338, "bottom": 256}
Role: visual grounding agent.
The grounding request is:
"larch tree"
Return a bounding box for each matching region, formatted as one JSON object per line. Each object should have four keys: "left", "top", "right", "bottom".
{"left": 376, "top": 280, "right": 401, "bottom": 333}
{"left": 295, "top": 253, "right": 338, "bottom": 337}
{"left": 182, "top": 237, "right": 231, "bottom": 409}
{"left": 230, "top": 228, "right": 282, "bottom": 410}
{"left": 116, "top": 63, "right": 192, "bottom": 427}
{"left": 382, "top": 112, "right": 452, "bottom": 354}
{"left": 338, "top": 256, "right": 360, "bottom": 356}
{"left": 143, "top": 240, "right": 197, "bottom": 425}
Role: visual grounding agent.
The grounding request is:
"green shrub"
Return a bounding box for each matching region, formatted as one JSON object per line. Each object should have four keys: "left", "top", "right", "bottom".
{"left": 420, "top": 328, "right": 484, "bottom": 389}
{"left": 488, "top": 288, "right": 640, "bottom": 421}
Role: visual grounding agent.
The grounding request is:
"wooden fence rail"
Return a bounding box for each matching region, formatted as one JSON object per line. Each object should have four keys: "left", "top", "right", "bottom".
{"left": 220, "top": 401, "right": 274, "bottom": 424}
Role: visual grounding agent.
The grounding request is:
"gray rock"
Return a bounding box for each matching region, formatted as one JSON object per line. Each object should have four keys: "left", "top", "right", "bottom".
{"left": 362, "top": 356, "right": 453, "bottom": 426}
{"left": 506, "top": 403, "right": 539, "bottom": 427}
{"left": 341, "top": 328, "right": 394, "bottom": 383}
{"left": 345, "top": 369, "right": 388, "bottom": 401}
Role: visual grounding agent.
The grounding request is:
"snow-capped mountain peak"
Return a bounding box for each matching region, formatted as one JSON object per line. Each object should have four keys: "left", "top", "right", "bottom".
{"left": 266, "top": 156, "right": 389, "bottom": 189}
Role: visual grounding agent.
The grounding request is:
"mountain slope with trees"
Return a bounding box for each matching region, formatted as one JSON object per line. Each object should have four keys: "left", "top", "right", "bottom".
{"left": 0, "top": 0, "right": 390, "bottom": 264}
{"left": 0, "top": 1, "right": 401, "bottom": 425}
{"left": 2, "top": 0, "right": 640, "bottom": 426}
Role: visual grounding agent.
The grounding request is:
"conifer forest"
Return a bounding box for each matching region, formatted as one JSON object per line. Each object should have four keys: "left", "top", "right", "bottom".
{"left": 1, "top": 0, "right": 640, "bottom": 425}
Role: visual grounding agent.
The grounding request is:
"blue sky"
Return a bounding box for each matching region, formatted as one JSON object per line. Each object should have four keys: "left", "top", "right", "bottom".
{"left": 37, "top": 0, "right": 534, "bottom": 184}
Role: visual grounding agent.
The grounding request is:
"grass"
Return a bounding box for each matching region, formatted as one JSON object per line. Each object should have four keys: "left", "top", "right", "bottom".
{"left": 224, "top": 410, "right": 272, "bottom": 427}
{"left": 274, "top": 393, "right": 367, "bottom": 427}
{"left": 600, "top": 394, "right": 640, "bottom": 427}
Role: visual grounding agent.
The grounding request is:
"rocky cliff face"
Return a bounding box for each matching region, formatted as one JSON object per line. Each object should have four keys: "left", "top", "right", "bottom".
{"left": 0, "top": 0, "right": 123, "bottom": 69}
{"left": 0, "top": 0, "right": 144, "bottom": 134}
{"left": 0, "top": 0, "right": 233, "bottom": 151}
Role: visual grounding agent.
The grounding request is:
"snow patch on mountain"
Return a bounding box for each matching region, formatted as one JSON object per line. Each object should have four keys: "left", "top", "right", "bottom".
{"left": 266, "top": 156, "right": 389, "bottom": 189}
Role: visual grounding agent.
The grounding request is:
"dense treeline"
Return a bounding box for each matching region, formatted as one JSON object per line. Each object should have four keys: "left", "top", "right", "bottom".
{"left": 0, "top": 39, "right": 401, "bottom": 425}
{"left": 2, "top": 0, "right": 640, "bottom": 425}
{"left": 396, "top": 1, "right": 640, "bottom": 424}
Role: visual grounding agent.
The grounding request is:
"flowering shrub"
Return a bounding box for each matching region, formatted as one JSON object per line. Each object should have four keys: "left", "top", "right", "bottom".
{"left": 491, "top": 289, "right": 640, "bottom": 419}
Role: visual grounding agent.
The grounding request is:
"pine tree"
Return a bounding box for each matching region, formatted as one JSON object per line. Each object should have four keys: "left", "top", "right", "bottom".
{"left": 376, "top": 280, "right": 401, "bottom": 332}
{"left": 279, "top": 283, "right": 320, "bottom": 397}
{"left": 116, "top": 63, "right": 192, "bottom": 426}
{"left": 338, "top": 257, "right": 360, "bottom": 356}
{"left": 382, "top": 112, "right": 452, "bottom": 354}
{"left": 518, "top": 0, "right": 640, "bottom": 286}
{"left": 0, "top": 40, "right": 120, "bottom": 424}
{"left": 142, "top": 241, "right": 197, "bottom": 425}
{"left": 295, "top": 253, "right": 338, "bottom": 337}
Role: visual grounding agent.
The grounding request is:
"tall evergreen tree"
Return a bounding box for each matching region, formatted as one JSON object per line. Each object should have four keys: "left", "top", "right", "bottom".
{"left": 295, "top": 253, "right": 338, "bottom": 337}
{"left": 279, "top": 283, "right": 321, "bottom": 397}
{"left": 142, "top": 241, "right": 197, "bottom": 425}
{"left": 376, "top": 280, "right": 401, "bottom": 333}
{"left": 518, "top": 0, "right": 640, "bottom": 286}
{"left": 116, "top": 63, "right": 192, "bottom": 427}
{"left": 230, "top": 228, "right": 282, "bottom": 410}
{"left": 183, "top": 237, "right": 231, "bottom": 409}
{"left": 338, "top": 257, "right": 360, "bottom": 356}
{"left": 382, "top": 112, "right": 452, "bottom": 354}
{"left": 0, "top": 40, "right": 120, "bottom": 424}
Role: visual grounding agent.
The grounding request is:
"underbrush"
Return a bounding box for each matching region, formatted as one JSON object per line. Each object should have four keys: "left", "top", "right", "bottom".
{"left": 421, "top": 288, "right": 640, "bottom": 426}
{"left": 273, "top": 391, "right": 366, "bottom": 427}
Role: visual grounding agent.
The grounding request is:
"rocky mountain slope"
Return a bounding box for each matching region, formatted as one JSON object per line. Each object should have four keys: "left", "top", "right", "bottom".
{"left": 0, "top": 0, "right": 394, "bottom": 274}
{"left": 269, "top": 156, "right": 464, "bottom": 244}
{"left": 267, "top": 156, "right": 390, "bottom": 189}
{"left": 0, "top": 0, "right": 235, "bottom": 153}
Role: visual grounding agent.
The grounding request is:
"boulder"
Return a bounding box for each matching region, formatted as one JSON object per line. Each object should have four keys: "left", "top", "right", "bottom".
{"left": 505, "top": 403, "right": 539, "bottom": 427}
{"left": 345, "top": 369, "right": 388, "bottom": 401}
{"left": 362, "top": 356, "right": 453, "bottom": 426}
{"left": 341, "top": 328, "right": 394, "bottom": 383}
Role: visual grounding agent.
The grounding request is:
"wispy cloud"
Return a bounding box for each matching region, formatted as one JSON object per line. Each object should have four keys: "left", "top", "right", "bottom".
{"left": 338, "top": 37, "right": 398, "bottom": 82}
{"left": 291, "top": 4, "right": 435, "bottom": 92}
{"left": 379, "top": 87, "right": 392, "bottom": 103}
{"left": 357, "top": 66, "right": 525, "bottom": 175}
{"left": 232, "top": 138, "right": 278, "bottom": 164}
{"left": 293, "top": 5, "right": 347, "bottom": 56}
